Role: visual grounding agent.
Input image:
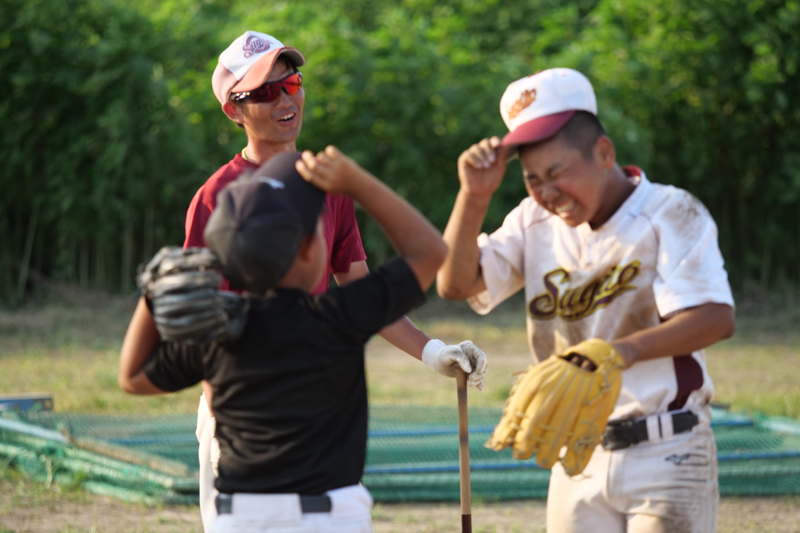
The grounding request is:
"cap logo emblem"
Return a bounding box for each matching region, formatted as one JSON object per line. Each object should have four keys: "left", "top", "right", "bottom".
{"left": 507, "top": 89, "right": 537, "bottom": 120}
{"left": 243, "top": 35, "right": 271, "bottom": 58}
{"left": 258, "top": 177, "right": 285, "bottom": 189}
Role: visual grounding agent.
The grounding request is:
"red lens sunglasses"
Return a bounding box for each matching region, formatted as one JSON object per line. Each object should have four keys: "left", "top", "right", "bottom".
{"left": 230, "top": 72, "right": 303, "bottom": 104}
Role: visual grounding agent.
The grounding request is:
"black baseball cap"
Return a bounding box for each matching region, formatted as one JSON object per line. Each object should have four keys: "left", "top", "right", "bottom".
{"left": 204, "top": 152, "right": 326, "bottom": 293}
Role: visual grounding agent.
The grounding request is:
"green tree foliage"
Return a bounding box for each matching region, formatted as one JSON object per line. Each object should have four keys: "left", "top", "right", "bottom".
{"left": 0, "top": 0, "right": 213, "bottom": 300}
{"left": 1, "top": 0, "right": 798, "bottom": 302}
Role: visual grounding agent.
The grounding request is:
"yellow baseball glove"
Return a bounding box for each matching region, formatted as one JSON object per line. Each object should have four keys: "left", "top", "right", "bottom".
{"left": 485, "top": 338, "right": 624, "bottom": 476}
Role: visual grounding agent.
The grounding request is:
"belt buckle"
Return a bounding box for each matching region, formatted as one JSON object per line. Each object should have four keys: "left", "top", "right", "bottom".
{"left": 300, "top": 495, "right": 332, "bottom": 513}
{"left": 215, "top": 494, "right": 233, "bottom": 515}
{"left": 601, "top": 434, "right": 631, "bottom": 451}
{"left": 601, "top": 419, "right": 637, "bottom": 451}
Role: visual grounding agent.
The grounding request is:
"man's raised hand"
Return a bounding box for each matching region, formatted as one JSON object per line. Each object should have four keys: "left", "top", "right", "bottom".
{"left": 457, "top": 136, "right": 509, "bottom": 198}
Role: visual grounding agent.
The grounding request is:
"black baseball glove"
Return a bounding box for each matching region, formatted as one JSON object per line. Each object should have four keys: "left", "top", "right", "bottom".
{"left": 136, "top": 247, "right": 248, "bottom": 343}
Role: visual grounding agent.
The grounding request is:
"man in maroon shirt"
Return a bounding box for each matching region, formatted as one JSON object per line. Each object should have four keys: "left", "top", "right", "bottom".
{"left": 185, "top": 158, "right": 364, "bottom": 295}
{"left": 187, "top": 31, "right": 489, "bottom": 528}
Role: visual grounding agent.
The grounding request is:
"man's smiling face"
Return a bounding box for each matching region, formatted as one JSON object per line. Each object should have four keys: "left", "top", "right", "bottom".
{"left": 519, "top": 135, "right": 606, "bottom": 228}
{"left": 232, "top": 58, "right": 304, "bottom": 144}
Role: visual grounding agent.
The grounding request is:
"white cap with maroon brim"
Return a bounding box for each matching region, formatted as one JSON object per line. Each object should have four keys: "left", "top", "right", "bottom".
{"left": 499, "top": 68, "right": 597, "bottom": 150}
{"left": 212, "top": 31, "right": 306, "bottom": 106}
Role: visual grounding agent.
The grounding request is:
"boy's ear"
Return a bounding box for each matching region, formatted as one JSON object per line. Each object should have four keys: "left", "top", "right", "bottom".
{"left": 593, "top": 136, "right": 616, "bottom": 170}
{"left": 222, "top": 102, "right": 246, "bottom": 126}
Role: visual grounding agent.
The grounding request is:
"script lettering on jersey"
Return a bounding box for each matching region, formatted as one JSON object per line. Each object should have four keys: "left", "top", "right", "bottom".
{"left": 528, "top": 261, "right": 641, "bottom": 321}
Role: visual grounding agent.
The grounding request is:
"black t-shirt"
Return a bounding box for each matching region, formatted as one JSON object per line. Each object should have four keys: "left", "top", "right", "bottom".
{"left": 142, "top": 258, "right": 424, "bottom": 495}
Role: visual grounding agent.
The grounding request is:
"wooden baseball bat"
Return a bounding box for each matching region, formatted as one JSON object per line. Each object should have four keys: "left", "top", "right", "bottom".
{"left": 456, "top": 368, "right": 472, "bottom": 533}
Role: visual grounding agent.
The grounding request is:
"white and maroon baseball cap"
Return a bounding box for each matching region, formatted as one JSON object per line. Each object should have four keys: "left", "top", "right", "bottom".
{"left": 499, "top": 68, "right": 597, "bottom": 149}
{"left": 211, "top": 31, "right": 306, "bottom": 106}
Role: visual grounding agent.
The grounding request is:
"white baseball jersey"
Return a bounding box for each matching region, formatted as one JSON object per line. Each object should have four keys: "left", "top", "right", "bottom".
{"left": 469, "top": 168, "right": 734, "bottom": 421}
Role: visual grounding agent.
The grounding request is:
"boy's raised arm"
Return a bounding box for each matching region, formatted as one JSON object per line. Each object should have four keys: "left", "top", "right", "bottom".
{"left": 296, "top": 147, "right": 446, "bottom": 291}
{"left": 437, "top": 137, "right": 508, "bottom": 300}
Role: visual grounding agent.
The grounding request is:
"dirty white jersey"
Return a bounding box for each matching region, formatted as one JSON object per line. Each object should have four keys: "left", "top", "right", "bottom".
{"left": 469, "top": 168, "right": 734, "bottom": 421}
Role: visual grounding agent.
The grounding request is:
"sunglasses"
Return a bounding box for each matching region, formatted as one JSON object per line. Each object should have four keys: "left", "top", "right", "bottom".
{"left": 230, "top": 72, "right": 303, "bottom": 104}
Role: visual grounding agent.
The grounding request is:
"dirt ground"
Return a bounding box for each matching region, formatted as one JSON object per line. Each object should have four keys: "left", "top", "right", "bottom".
{"left": 2, "top": 476, "right": 800, "bottom": 533}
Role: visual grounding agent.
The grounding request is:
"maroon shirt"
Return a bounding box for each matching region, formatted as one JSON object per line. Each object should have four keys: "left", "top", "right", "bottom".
{"left": 184, "top": 153, "right": 367, "bottom": 294}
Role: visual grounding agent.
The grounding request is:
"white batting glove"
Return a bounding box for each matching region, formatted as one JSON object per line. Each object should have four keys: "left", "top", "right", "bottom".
{"left": 421, "top": 339, "right": 488, "bottom": 391}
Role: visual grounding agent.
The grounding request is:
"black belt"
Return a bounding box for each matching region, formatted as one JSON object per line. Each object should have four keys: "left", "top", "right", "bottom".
{"left": 215, "top": 494, "right": 332, "bottom": 515}
{"left": 601, "top": 411, "right": 699, "bottom": 451}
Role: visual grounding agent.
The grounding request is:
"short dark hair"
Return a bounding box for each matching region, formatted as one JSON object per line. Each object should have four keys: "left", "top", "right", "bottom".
{"left": 520, "top": 111, "right": 607, "bottom": 160}
{"left": 232, "top": 57, "right": 299, "bottom": 130}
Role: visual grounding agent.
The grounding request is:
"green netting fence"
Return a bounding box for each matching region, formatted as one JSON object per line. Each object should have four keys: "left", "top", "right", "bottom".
{"left": 2, "top": 406, "right": 800, "bottom": 504}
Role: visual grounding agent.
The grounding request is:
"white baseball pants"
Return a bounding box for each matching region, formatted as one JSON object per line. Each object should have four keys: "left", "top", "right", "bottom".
{"left": 546, "top": 419, "right": 718, "bottom": 533}
{"left": 209, "top": 484, "right": 375, "bottom": 533}
{"left": 197, "top": 394, "right": 220, "bottom": 531}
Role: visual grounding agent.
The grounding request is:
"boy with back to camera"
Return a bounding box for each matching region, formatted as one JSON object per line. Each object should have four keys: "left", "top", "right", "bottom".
{"left": 194, "top": 33, "right": 486, "bottom": 527}
{"left": 437, "top": 68, "right": 736, "bottom": 532}
{"left": 119, "top": 148, "right": 446, "bottom": 532}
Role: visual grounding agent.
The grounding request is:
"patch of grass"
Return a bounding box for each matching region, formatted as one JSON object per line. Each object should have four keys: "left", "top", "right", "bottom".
{"left": 0, "top": 291, "right": 204, "bottom": 416}
{"left": 0, "top": 345, "right": 202, "bottom": 415}
{"left": 706, "top": 338, "right": 800, "bottom": 419}
{"left": 0, "top": 464, "right": 88, "bottom": 510}
{"left": 1, "top": 464, "right": 201, "bottom": 532}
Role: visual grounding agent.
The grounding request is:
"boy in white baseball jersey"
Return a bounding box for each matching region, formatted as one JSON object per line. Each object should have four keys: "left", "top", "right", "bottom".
{"left": 437, "top": 68, "right": 736, "bottom": 532}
